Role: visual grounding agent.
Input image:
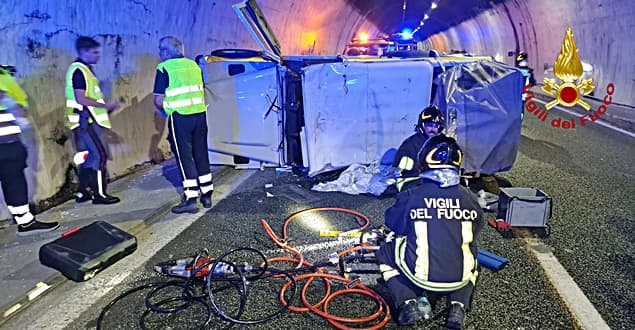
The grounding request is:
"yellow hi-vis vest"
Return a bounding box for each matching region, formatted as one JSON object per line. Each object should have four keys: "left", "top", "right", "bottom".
{"left": 156, "top": 58, "right": 206, "bottom": 117}
{"left": 0, "top": 68, "right": 28, "bottom": 139}
{"left": 64, "top": 62, "right": 111, "bottom": 130}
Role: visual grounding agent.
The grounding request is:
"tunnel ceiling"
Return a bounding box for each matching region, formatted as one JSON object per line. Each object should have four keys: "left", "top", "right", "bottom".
{"left": 347, "top": 0, "right": 506, "bottom": 40}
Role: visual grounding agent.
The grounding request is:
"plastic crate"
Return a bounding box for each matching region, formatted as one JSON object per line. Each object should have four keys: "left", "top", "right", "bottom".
{"left": 497, "top": 188, "right": 551, "bottom": 228}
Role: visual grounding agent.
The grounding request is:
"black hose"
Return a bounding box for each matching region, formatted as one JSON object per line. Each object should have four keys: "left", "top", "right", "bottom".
{"left": 96, "top": 247, "right": 300, "bottom": 330}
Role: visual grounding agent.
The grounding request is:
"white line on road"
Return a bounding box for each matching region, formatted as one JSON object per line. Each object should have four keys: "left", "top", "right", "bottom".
{"left": 523, "top": 237, "right": 610, "bottom": 330}
{"left": 533, "top": 98, "right": 635, "bottom": 139}
{"left": 2, "top": 169, "right": 258, "bottom": 330}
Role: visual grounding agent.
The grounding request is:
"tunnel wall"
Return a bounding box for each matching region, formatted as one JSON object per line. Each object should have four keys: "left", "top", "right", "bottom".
{"left": 425, "top": 0, "right": 634, "bottom": 106}
{"left": 0, "top": 0, "right": 378, "bottom": 219}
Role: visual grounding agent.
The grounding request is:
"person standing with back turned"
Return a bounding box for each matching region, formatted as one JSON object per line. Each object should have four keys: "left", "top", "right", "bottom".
{"left": 153, "top": 36, "right": 213, "bottom": 214}
{"left": 65, "top": 36, "right": 121, "bottom": 205}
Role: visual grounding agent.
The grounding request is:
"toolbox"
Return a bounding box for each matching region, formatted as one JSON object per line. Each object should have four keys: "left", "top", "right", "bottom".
{"left": 39, "top": 221, "right": 137, "bottom": 282}
{"left": 497, "top": 188, "right": 552, "bottom": 228}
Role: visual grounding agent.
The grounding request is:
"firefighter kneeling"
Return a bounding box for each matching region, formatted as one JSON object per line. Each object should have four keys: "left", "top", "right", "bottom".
{"left": 376, "top": 134, "right": 484, "bottom": 329}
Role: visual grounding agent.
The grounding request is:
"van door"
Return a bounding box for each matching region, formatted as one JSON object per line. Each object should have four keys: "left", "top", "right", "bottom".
{"left": 232, "top": 0, "right": 282, "bottom": 63}
{"left": 204, "top": 58, "right": 282, "bottom": 167}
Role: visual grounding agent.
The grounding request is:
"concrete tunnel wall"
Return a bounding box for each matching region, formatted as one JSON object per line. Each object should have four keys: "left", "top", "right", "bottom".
{"left": 0, "top": 0, "right": 380, "bottom": 219}
{"left": 424, "top": 0, "right": 634, "bottom": 106}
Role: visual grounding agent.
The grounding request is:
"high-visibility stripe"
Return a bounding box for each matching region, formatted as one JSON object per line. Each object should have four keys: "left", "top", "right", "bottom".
{"left": 461, "top": 221, "right": 476, "bottom": 283}
{"left": 66, "top": 99, "right": 82, "bottom": 109}
{"left": 396, "top": 176, "right": 420, "bottom": 191}
{"left": 8, "top": 204, "right": 30, "bottom": 215}
{"left": 398, "top": 156, "right": 414, "bottom": 171}
{"left": 67, "top": 114, "right": 80, "bottom": 123}
{"left": 0, "top": 113, "right": 16, "bottom": 122}
{"left": 184, "top": 189, "right": 199, "bottom": 198}
{"left": 183, "top": 179, "right": 198, "bottom": 188}
{"left": 96, "top": 170, "right": 106, "bottom": 197}
{"left": 200, "top": 183, "right": 214, "bottom": 194}
{"left": 163, "top": 97, "right": 204, "bottom": 109}
{"left": 92, "top": 113, "right": 110, "bottom": 123}
{"left": 413, "top": 221, "right": 430, "bottom": 280}
{"left": 395, "top": 237, "right": 469, "bottom": 292}
{"left": 0, "top": 125, "right": 21, "bottom": 136}
{"left": 379, "top": 264, "right": 400, "bottom": 281}
{"left": 169, "top": 115, "right": 187, "bottom": 181}
{"left": 198, "top": 173, "right": 212, "bottom": 184}
{"left": 14, "top": 212, "right": 34, "bottom": 225}
{"left": 165, "top": 85, "right": 203, "bottom": 97}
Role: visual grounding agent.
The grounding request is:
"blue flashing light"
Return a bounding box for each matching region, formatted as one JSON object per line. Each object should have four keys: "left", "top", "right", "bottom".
{"left": 401, "top": 28, "right": 413, "bottom": 40}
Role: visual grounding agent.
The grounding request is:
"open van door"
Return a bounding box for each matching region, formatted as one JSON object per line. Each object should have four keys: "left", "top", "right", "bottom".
{"left": 203, "top": 0, "right": 285, "bottom": 168}
{"left": 232, "top": 0, "right": 282, "bottom": 63}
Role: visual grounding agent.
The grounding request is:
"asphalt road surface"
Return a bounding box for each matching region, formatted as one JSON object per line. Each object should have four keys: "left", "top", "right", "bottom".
{"left": 4, "top": 104, "right": 633, "bottom": 330}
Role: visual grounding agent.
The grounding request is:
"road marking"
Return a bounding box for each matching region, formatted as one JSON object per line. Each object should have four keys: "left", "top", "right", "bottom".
{"left": 521, "top": 236, "right": 610, "bottom": 330}
{"left": 26, "top": 282, "right": 51, "bottom": 301}
{"left": 0, "top": 169, "right": 258, "bottom": 330}
{"left": 533, "top": 98, "right": 635, "bottom": 139}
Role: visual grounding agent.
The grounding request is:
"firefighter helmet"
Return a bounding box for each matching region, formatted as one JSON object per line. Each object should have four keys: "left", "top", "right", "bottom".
{"left": 416, "top": 105, "right": 445, "bottom": 133}
{"left": 417, "top": 134, "right": 462, "bottom": 172}
{"left": 516, "top": 52, "right": 528, "bottom": 67}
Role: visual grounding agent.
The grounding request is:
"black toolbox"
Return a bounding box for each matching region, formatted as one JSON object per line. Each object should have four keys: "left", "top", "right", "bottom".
{"left": 39, "top": 221, "right": 137, "bottom": 282}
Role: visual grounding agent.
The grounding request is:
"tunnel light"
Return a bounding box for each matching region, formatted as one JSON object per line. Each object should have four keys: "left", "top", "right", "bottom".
{"left": 431, "top": 2, "right": 438, "bottom": 10}
{"left": 358, "top": 32, "right": 369, "bottom": 43}
{"left": 424, "top": 14, "right": 429, "bottom": 20}
{"left": 420, "top": 21, "right": 425, "bottom": 26}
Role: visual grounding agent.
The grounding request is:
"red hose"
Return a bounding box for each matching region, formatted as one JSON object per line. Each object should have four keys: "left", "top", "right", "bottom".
{"left": 260, "top": 208, "right": 390, "bottom": 329}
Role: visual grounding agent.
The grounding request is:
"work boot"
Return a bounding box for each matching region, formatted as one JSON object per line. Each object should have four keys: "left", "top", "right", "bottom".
{"left": 93, "top": 194, "right": 120, "bottom": 205}
{"left": 446, "top": 302, "right": 467, "bottom": 330}
{"left": 397, "top": 299, "right": 422, "bottom": 326}
{"left": 200, "top": 192, "right": 212, "bottom": 208}
{"left": 90, "top": 170, "right": 120, "bottom": 204}
{"left": 172, "top": 198, "right": 198, "bottom": 214}
{"left": 76, "top": 168, "right": 93, "bottom": 203}
{"left": 416, "top": 296, "right": 432, "bottom": 320}
{"left": 17, "top": 219, "right": 60, "bottom": 237}
{"left": 75, "top": 190, "right": 92, "bottom": 203}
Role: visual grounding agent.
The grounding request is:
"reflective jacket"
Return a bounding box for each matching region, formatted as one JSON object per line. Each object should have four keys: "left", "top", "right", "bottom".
{"left": 0, "top": 68, "right": 28, "bottom": 143}
{"left": 384, "top": 178, "right": 484, "bottom": 292}
{"left": 393, "top": 132, "right": 429, "bottom": 191}
{"left": 156, "top": 58, "right": 206, "bottom": 116}
{"left": 64, "top": 62, "right": 111, "bottom": 129}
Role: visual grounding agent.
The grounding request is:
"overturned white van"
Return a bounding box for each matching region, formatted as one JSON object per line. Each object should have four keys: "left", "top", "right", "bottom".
{"left": 201, "top": 0, "right": 523, "bottom": 177}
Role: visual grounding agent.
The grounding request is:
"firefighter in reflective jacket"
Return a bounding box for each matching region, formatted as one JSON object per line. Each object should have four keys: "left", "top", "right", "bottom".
{"left": 65, "top": 36, "right": 121, "bottom": 204}
{"left": 376, "top": 134, "right": 484, "bottom": 329}
{"left": 393, "top": 105, "right": 444, "bottom": 191}
{"left": 153, "top": 36, "right": 213, "bottom": 214}
{"left": 1, "top": 66, "right": 59, "bottom": 236}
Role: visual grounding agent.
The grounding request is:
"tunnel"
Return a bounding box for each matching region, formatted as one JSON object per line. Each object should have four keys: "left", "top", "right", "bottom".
{"left": 0, "top": 0, "right": 631, "bottom": 203}
{"left": 0, "top": 1, "right": 633, "bottom": 329}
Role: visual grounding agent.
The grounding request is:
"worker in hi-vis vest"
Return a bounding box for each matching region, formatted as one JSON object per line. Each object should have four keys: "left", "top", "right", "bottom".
{"left": 65, "top": 36, "right": 121, "bottom": 205}
{"left": 0, "top": 66, "right": 59, "bottom": 236}
{"left": 153, "top": 36, "right": 213, "bottom": 214}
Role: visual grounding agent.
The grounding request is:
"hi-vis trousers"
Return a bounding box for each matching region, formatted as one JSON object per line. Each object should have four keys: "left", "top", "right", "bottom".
{"left": 167, "top": 112, "right": 213, "bottom": 199}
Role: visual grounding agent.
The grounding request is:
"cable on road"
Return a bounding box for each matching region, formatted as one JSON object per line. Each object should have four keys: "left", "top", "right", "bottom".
{"left": 96, "top": 207, "right": 390, "bottom": 330}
